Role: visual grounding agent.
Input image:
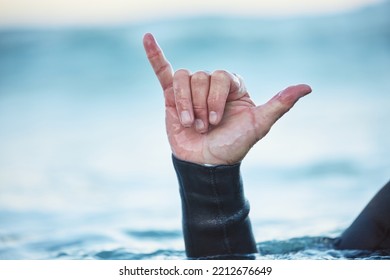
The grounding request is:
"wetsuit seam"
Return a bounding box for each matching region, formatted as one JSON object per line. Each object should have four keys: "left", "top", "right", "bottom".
{"left": 210, "top": 167, "right": 232, "bottom": 255}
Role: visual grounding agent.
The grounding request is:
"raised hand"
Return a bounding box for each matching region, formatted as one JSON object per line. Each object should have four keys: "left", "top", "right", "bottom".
{"left": 143, "top": 33, "right": 312, "bottom": 165}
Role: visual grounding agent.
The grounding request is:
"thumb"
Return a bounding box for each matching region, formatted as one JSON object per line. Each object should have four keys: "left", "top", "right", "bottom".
{"left": 254, "top": 84, "right": 312, "bottom": 132}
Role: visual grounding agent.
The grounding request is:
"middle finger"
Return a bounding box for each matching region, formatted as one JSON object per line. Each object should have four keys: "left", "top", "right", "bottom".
{"left": 191, "top": 71, "right": 210, "bottom": 133}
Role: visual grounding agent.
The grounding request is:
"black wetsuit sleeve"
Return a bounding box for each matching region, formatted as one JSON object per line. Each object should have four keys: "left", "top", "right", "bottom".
{"left": 336, "top": 180, "right": 390, "bottom": 250}
{"left": 172, "top": 155, "right": 258, "bottom": 259}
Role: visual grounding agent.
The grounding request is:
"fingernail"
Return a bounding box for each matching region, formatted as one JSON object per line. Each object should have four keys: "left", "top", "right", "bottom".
{"left": 195, "top": 119, "right": 205, "bottom": 131}
{"left": 180, "top": 110, "right": 191, "bottom": 125}
{"left": 209, "top": 111, "right": 218, "bottom": 124}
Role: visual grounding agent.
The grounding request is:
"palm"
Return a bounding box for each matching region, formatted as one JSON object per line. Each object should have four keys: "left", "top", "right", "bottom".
{"left": 166, "top": 93, "right": 260, "bottom": 165}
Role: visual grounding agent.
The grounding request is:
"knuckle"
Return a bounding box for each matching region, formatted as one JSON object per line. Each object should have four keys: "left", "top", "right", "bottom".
{"left": 207, "top": 95, "right": 219, "bottom": 108}
{"left": 211, "top": 69, "right": 229, "bottom": 80}
{"left": 174, "top": 68, "right": 190, "bottom": 78}
{"left": 173, "top": 89, "right": 191, "bottom": 109}
{"left": 276, "top": 90, "right": 296, "bottom": 108}
{"left": 192, "top": 71, "right": 209, "bottom": 80}
{"left": 155, "top": 63, "right": 170, "bottom": 76}
{"left": 191, "top": 71, "right": 210, "bottom": 87}
{"left": 173, "top": 69, "right": 191, "bottom": 97}
{"left": 192, "top": 97, "right": 207, "bottom": 114}
{"left": 175, "top": 97, "right": 191, "bottom": 109}
{"left": 192, "top": 103, "right": 207, "bottom": 112}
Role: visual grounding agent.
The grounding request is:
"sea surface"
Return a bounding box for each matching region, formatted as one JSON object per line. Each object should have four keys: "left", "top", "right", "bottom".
{"left": 0, "top": 2, "right": 389, "bottom": 259}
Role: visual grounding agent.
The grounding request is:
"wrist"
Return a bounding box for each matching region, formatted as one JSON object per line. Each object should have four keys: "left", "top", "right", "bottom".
{"left": 172, "top": 153, "right": 241, "bottom": 167}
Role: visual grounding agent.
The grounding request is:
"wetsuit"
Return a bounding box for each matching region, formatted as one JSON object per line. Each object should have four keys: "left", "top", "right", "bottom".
{"left": 172, "top": 155, "right": 390, "bottom": 258}
{"left": 173, "top": 155, "right": 257, "bottom": 259}
{"left": 335, "top": 180, "right": 390, "bottom": 250}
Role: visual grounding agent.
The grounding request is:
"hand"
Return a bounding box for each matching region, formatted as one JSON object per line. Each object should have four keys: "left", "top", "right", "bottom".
{"left": 143, "top": 33, "right": 312, "bottom": 165}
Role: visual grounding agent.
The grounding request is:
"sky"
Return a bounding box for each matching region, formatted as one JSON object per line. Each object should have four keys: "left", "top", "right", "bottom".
{"left": 0, "top": 0, "right": 384, "bottom": 27}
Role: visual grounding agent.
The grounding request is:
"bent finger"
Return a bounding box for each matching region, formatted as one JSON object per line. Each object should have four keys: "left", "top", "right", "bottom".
{"left": 226, "top": 73, "right": 249, "bottom": 101}
{"left": 191, "top": 71, "right": 210, "bottom": 133}
{"left": 173, "top": 69, "right": 194, "bottom": 127}
{"left": 207, "top": 70, "right": 232, "bottom": 125}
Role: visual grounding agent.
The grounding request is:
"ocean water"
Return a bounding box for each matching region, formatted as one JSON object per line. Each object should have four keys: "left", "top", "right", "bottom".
{"left": 0, "top": 2, "right": 390, "bottom": 260}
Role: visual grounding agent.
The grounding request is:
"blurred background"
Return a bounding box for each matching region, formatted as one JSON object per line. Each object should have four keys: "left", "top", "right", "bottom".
{"left": 0, "top": 0, "right": 389, "bottom": 259}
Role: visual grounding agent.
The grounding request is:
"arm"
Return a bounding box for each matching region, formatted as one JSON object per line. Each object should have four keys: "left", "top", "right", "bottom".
{"left": 143, "top": 33, "right": 312, "bottom": 258}
{"left": 173, "top": 155, "right": 257, "bottom": 259}
{"left": 336, "top": 180, "right": 390, "bottom": 250}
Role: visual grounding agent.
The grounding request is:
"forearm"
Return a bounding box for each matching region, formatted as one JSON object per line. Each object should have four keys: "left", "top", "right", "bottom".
{"left": 172, "top": 155, "right": 258, "bottom": 259}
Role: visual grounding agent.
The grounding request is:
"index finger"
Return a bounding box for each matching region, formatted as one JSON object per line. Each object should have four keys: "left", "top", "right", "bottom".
{"left": 143, "top": 33, "right": 174, "bottom": 94}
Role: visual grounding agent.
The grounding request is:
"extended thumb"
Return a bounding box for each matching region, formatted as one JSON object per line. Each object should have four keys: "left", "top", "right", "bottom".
{"left": 254, "top": 84, "right": 312, "bottom": 130}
